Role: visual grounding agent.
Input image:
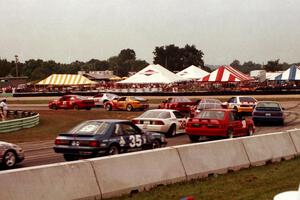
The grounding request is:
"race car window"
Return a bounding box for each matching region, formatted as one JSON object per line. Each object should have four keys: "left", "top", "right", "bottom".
{"left": 173, "top": 111, "right": 184, "bottom": 119}
{"left": 120, "top": 123, "right": 140, "bottom": 135}
{"left": 69, "top": 121, "right": 109, "bottom": 135}
{"left": 228, "top": 112, "right": 235, "bottom": 121}
{"left": 118, "top": 97, "right": 126, "bottom": 101}
{"left": 114, "top": 124, "right": 123, "bottom": 136}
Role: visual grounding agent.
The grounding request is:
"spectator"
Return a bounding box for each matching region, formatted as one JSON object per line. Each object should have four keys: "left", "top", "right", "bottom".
{"left": 0, "top": 98, "right": 8, "bottom": 121}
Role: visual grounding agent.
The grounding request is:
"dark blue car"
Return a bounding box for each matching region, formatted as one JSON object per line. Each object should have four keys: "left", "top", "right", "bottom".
{"left": 53, "top": 119, "right": 167, "bottom": 161}
{"left": 252, "top": 101, "right": 284, "bottom": 125}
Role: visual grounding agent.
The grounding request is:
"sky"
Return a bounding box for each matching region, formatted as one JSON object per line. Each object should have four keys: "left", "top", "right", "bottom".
{"left": 0, "top": 0, "right": 299, "bottom": 65}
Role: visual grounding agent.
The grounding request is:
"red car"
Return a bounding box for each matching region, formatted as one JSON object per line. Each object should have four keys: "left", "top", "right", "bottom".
{"left": 185, "top": 109, "right": 255, "bottom": 142}
{"left": 158, "top": 97, "right": 197, "bottom": 116}
{"left": 49, "top": 95, "right": 95, "bottom": 110}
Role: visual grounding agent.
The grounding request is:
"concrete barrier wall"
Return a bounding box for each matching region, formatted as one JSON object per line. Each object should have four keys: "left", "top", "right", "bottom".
{"left": 0, "top": 161, "right": 101, "bottom": 200}
{"left": 90, "top": 147, "right": 186, "bottom": 199}
{"left": 287, "top": 129, "right": 300, "bottom": 155}
{"left": 1, "top": 130, "right": 300, "bottom": 199}
{"left": 175, "top": 139, "right": 250, "bottom": 179}
{"left": 241, "top": 132, "right": 297, "bottom": 166}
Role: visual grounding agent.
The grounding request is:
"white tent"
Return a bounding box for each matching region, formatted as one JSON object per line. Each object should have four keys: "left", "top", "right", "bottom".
{"left": 266, "top": 72, "right": 283, "bottom": 80}
{"left": 176, "top": 65, "right": 209, "bottom": 80}
{"left": 117, "top": 64, "right": 185, "bottom": 84}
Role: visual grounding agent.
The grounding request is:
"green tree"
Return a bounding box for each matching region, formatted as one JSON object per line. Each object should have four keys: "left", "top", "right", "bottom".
{"left": 264, "top": 59, "right": 280, "bottom": 72}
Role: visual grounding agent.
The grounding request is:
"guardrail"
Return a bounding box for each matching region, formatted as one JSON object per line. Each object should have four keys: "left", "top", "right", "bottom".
{"left": 0, "top": 110, "right": 39, "bottom": 133}
{"left": 0, "top": 129, "right": 299, "bottom": 200}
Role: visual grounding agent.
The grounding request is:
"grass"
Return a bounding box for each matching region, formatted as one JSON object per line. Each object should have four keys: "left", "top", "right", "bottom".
{"left": 109, "top": 157, "right": 300, "bottom": 200}
{"left": 0, "top": 109, "right": 142, "bottom": 143}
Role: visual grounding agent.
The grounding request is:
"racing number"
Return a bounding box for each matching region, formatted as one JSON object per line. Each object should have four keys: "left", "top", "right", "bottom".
{"left": 129, "top": 135, "right": 142, "bottom": 148}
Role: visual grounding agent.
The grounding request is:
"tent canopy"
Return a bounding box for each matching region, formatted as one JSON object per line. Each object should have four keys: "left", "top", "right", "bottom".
{"left": 117, "top": 64, "right": 185, "bottom": 84}
{"left": 274, "top": 65, "right": 300, "bottom": 81}
{"left": 176, "top": 65, "right": 209, "bottom": 80}
{"left": 36, "top": 74, "right": 97, "bottom": 86}
{"left": 198, "top": 66, "right": 253, "bottom": 82}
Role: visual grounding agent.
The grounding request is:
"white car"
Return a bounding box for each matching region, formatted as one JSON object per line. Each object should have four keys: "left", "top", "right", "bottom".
{"left": 90, "top": 93, "right": 119, "bottom": 107}
{"left": 132, "top": 109, "right": 187, "bottom": 137}
{"left": 0, "top": 141, "right": 24, "bottom": 169}
{"left": 224, "top": 96, "right": 257, "bottom": 113}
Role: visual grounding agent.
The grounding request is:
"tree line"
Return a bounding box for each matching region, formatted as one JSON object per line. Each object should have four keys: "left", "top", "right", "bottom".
{"left": 0, "top": 44, "right": 299, "bottom": 81}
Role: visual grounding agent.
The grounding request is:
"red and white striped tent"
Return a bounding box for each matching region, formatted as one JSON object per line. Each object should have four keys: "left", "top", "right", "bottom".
{"left": 198, "top": 66, "right": 253, "bottom": 82}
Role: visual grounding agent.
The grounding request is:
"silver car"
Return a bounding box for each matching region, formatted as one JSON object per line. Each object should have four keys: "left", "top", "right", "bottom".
{"left": 0, "top": 141, "right": 24, "bottom": 169}
{"left": 132, "top": 109, "right": 187, "bottom": 137}
{"left": 90, "top": 93, "right": 120, "bottom": 107}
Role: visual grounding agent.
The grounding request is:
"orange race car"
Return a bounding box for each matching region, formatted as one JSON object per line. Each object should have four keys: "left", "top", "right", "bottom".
{"left": 104, "top": 96, "right": 149, "bottom": 111}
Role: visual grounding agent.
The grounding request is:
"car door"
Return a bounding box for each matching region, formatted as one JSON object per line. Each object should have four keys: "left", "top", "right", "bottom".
{"left": 117, "top": 97, "right": 126, "bottom": 110}
{"left": 59, "top": 96, "right": 67, "bottom": 108}
{"left": 119, "top": 122, "right": 145, "bottom": 152}
{"left": 172, "top": 111, "right": 186, "bottom": 133}
{"left": 228, "top": 111, "right": 243, "bottom": 136}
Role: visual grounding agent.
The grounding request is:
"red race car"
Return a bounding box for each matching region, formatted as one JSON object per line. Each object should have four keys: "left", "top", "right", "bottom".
{"left": 158, "top": 97, "right": 197, "bottom": 116}
{"left": 185, "top": 109, "right": 255, "bottom": 142}
{"left": 49, "top": 95, "right": 95, "bottom": 110}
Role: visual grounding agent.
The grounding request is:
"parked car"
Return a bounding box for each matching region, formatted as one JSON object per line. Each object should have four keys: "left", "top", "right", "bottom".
{"left": 49, "top": 95, "right": 95, "bottom": 110}
{"left": 104, "top": 96, "right": 149, "bottom": 111}
{"left": 223, "top": 96, "right": 257, "bottom": 114}
{"left": 0, "top": 141, "right": 24, "bottom": 169}
{"left": 132, "top": 109, "right": 187, "bottom": 137}
{"left": 53, "top": 120, "right": 167, "bottom": 161}
{"left": 158, "top": 97, "right": 197, "bottom": 116}
{"left": 89, "top": 93, "right": 120, "bottom": 107}
{"left": 185, "top": 109, "right": 255, "bottom": 142}
{"left": 252, "top": 101, "right": 285, "bottom": 125}
{"left": 190, "top": 99, "right": 223, "bottom": 117}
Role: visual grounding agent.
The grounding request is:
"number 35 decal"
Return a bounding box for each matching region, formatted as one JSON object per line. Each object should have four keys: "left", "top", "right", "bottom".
{"left": 129, "top": 135, "right": 142, "bottom": 148}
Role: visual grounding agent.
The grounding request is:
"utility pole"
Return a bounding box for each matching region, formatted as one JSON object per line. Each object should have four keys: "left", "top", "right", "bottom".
{"left": 15, "top": 55, "right": 18, "bottom": 77}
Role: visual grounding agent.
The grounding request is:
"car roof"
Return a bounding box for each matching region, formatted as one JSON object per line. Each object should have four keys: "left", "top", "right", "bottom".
{"left": 257, "top": 101, "right": 280, "bottom": 103}
{"left": 145, "top": 109, "right": 178, "bottom": 112}
{"left": 85, "top": 119, "right": 131, "bottom": 123}
{"left": 201, "top": 108, "right": 233, "bottom": 112}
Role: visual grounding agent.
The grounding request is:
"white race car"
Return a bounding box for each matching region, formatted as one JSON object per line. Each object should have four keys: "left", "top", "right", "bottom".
{"left": 90, "top": 93, "right": 119, "bottom": 107}
{"left": 132, "top": 109, "right": 187, "bottom": 137}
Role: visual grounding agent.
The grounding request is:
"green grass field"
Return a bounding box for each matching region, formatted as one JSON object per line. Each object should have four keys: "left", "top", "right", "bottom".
{"left": 109, "top": 157, "right": 300, "bottom": 200}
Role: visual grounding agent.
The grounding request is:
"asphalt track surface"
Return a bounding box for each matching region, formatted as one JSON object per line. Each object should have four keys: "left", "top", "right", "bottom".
{"left": 6, "top": 100, "right": 300, "bottom": 170}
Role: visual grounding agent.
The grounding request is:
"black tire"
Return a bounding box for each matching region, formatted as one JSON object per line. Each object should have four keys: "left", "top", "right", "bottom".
{"left": 63, "top": 154, "right": 78, "bottom": 161}
{"left": 248, "top": 125, "right": 254, "bottom": 136}
{"left": 105, "top": 104, "right": 112, "bottom": 111}
{"left": 166, "top": 124, "right": 176, "bottom": 137}
{"left": 52, "top": 104, "right": 58, "bottom": 110}
{"left": 227, "top": 129, "right": 234, "bottom": 138}
{"left": 279, "top": 120, "right": 284, "bottom": 126}
{"left": 108, "top": 145, "right": 119, "bottom": 155}
{"left": 2, "top": 151, "right": 17, "bottom": 168}
{"left": 152, "top": 139, "right": 161, "bottom": 149}
{"left": 126, "top": 104, "right": 133, "bottom": 112}
{"left": 73, "top": 104, "right": 79, "bottom": 110}
{"left": 189, "top": 135, "right": 200, "bottom": 142}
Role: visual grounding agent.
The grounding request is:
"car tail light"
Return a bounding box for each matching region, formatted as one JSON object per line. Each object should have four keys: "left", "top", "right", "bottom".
{"left": 89, "top": 141, "right": 99, "bottom": 147}
{"left": 154, "top": 121, "right": 165, "bottom": 125}
{"left": 132, "top": 120, "right": 140, "bottom": 124}
{"left": 55, "top": 139, "right": 68, "bottom": 145}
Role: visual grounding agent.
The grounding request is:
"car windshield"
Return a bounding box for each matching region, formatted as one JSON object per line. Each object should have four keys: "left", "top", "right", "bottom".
{"left": 139, "top": 110, "right": 171, "bottom": 119}
{"left": 172, "top": 97, "right": 192, "bottom": 103}
{"left": 76, "top": 95, "right": 87, "bottom": 100}
{"left": 68, "top": 121, "right": 109, "bottom": 135}
{"left": 256, "top": 102, "right": 281, "bottom": 111}
{"left": 240, "top": 97, "right": 256, "bottom": 103}
{"left": 131, "top": 96, "right": 146, "bottom": 101}
{"left": 196, "top": 110, "right": 225, "bottom": 120}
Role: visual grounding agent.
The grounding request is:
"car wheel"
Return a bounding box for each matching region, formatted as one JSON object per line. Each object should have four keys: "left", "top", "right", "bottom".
{"left": 3, "top": 151, "right": 17, "bottom": 168}
{"left": 279, "top": 120, "right": 284, "bottom": 126}
{"left": 73, "top": 104, "right": 79, "bottom": 110}
{"left": 108, "top": 145, "right": 119, "bottom": 155}
{"left": 52, "top": 105, "right": 58, "bottom": 110}
{"left": 105, "top": 104, "right": 112, "bottom": 111}
{"left": 86, "top": 107, "right": 91, "bottom": 110}
{"left": 227, "top": 129, "right": 234, "bottom": 138}
{"left": 167, "top": 124, "right": 176, "bottom": 137}
{"left": 126, "top": 104, "right": 133, "bottom": 112}
{"left": 63, "top": 154, "right": 78, "bottom": 161}
{"left": 189, "top": 135, "right": 200, "bottom": 142}
{"left": 152, "top": 139, "right": 161, "bottom": 149}
{"left": 248, "top": 126, "right": 254, "bottom": 136}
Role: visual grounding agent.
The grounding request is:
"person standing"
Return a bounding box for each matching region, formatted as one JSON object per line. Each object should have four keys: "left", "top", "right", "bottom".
{"left": 0, "top": 99, "right": 8, "bottom": 120}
